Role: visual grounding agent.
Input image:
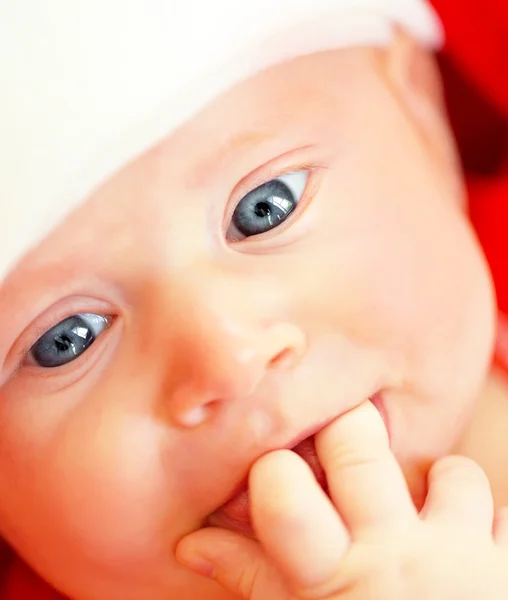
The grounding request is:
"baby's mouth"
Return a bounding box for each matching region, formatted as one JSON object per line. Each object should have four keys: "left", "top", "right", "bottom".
{"left": 209, "top": 435, "right": 328, "bottom": 537}
{"left": 208, "top": 393, "right": 388, "bottom": 537}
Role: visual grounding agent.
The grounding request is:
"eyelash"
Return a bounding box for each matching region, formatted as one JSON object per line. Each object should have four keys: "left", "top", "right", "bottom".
{"left": 223, "top": 153, "right": 326, "bottom": 240}
{"left": 6, "top": 153, "right": 325, "bottom": 374}
{"left": 11, "top": 299, "right": 116, "bottom": 369}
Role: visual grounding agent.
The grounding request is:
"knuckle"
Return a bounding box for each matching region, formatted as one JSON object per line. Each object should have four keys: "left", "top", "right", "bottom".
{"left": 324, "top": 439, "right": 390, "bottom": 472}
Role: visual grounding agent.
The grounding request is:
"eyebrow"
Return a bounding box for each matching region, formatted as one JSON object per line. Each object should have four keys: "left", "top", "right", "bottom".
{"left": 185, "top": 128, "right": 275, "bottom": 190}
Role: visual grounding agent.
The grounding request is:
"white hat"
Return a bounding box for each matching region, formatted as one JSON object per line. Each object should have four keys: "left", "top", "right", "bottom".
{"left": 0, "top": 0, "right": 443, "bottom": 284}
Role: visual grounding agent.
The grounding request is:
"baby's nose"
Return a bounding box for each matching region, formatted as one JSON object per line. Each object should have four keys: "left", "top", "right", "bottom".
{"left": 167, "top": 279, "right": 306, "bottom": 428}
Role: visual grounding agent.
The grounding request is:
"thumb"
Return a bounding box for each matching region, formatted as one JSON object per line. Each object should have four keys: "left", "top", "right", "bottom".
{"left": 176, "top": 527, "right": 286, "bottom": 600}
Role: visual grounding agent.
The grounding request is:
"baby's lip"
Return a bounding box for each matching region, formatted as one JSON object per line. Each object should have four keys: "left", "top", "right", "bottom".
{"left": 210, "top": 393, "right": 389, "bottom": 535}
{"left": 208, "top": 434, "right": 327, "bottom": 537}
{"left": 370, "top": 391, "right": 390, "bottom": 442}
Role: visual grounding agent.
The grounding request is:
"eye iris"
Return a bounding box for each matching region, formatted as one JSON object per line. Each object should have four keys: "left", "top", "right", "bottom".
{"left": 232, "top": 179, "right": 296, "bottom": 237}
{"left": 30, "top": 315, "right": 99, "bottom": 368}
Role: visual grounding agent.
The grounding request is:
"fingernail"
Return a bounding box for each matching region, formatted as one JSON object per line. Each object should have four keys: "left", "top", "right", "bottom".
{"left": 180, "top": 554, "right": 215, "bottom": 579}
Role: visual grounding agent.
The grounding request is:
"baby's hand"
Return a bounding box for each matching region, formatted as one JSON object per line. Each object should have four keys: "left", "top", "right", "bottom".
{"left": 177, "top": 402, "right": 508, "bottom": 599}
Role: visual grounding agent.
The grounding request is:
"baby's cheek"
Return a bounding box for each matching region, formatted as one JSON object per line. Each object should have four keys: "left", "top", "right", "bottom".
{"left": 39, "top": 408, "right": 192, "bottom": 566}
{"left": 0, "top": 379, "right": 231, "bottom": 599}
{"left": 290, "top": 237, "right": 418, "bottom": 350}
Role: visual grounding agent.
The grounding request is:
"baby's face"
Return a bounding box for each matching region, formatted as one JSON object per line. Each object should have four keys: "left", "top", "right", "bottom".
{"left": 0, "top": 47, "right": 495, "bottom": 599}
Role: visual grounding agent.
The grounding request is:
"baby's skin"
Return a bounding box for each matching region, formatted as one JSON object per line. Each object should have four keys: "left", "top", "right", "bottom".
{"left": 0, "top": 30, "right": 506, "bottom": 600}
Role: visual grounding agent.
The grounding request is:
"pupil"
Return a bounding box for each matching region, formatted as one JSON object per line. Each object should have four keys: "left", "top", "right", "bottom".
{"left": 254, "top": 202, "right": 271, "bottom": 218}
{"left": 55, "top": 335, "right": 72, "bottom": 352}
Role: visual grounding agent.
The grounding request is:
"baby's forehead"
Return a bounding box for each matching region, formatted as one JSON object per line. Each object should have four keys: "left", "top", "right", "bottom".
{"left": 49, "top": 53, "right": 357, "bottom": 217}
{"left": 10, "top": 50, "right": 369, "bottom": 281}
{"left": 4, "top": 50, "right": 373, "bottom": 295}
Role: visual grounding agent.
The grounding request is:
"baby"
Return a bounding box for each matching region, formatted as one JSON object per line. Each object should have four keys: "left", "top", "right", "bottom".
{"left": 1, "top": 1, "right": 507, "bottom": 599}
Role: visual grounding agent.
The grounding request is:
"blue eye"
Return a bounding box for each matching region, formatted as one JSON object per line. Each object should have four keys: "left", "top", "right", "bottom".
{"left": 29, "top": 314, "right": 111, "bottom": 368}
{"left": 228, "top": 170, "right": 308, "bottom": 239}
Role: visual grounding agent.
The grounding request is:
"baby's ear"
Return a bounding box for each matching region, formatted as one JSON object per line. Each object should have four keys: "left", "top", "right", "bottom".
{"left": 382, "top": 27, "right": 462, "bottom": 186}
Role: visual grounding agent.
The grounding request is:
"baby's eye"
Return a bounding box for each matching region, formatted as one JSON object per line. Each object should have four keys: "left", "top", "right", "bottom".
{"left": 227, "top": 170, "right": 308, "bottom": 239}
{"left": 29, "top": 314, "right": 112, "bottom": 368}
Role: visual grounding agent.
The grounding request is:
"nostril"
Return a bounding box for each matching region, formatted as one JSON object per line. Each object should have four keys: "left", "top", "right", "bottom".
{"left": 269, "top": 348, "right": 295, "bottom": 369}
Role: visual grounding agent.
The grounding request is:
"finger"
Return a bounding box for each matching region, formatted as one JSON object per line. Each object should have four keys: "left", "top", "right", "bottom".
{"left": 423, "top": 455, "right": 494, "bottom": 532}
{"left": 250, "top": 449, "right": 349, "bottom": 592}
{"left": 176, "top": 527, "right": 285, "bottom": 599}
{"left": 316, "top": 400, "right": 417, "bottom": 535}
{"left": 494, "top": 507, "right": 508, "bottom": 547}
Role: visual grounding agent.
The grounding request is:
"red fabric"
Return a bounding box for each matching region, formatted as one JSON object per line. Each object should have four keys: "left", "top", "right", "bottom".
{"left": 0, "top": 558, "right": 63, "bottom": 600}
{"left": 430, "top": 0, "right": 508, "bottom": 314}
{"left": 494, "top": 313, "right": 508, "bottom": 374}
{"left": 1, "top": 2, "right": 507, "bottom": 597}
